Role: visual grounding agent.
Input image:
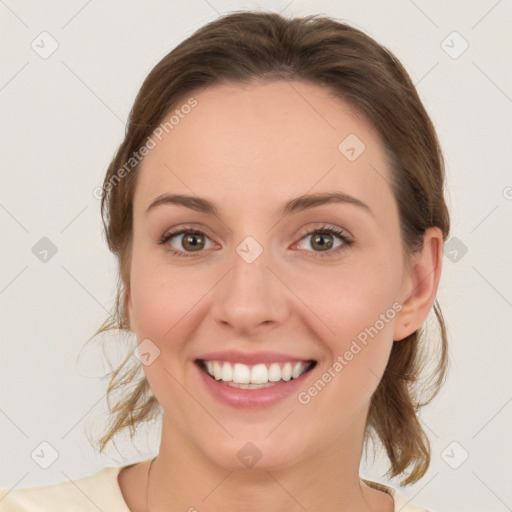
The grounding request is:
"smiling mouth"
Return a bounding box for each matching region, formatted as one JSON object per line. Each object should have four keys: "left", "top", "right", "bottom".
{"left": 195, "top": 359, "right": 317, "bottom": 389}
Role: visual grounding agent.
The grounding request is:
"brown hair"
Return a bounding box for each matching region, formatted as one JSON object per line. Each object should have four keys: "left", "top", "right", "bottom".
{"left": 89, "top": 11, "right": 450, "bottom": 486}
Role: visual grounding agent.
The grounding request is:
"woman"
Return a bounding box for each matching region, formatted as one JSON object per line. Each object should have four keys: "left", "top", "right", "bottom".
{"left": 0, "top": 11, "right": 449, "bottom": 512}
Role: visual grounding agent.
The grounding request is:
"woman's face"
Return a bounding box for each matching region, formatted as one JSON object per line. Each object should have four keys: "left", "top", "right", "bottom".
{"left": 126, "top": 80, "right": 418, "bottom": 470}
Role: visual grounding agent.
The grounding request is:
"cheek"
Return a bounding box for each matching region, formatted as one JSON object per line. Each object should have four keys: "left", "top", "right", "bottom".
{"left": 290, "top": 252, "right": 400, "bottom": 402}
{"left": 297, "top": 275, "right": 397, "bottom": 427}
{"left": 128, "top": 259, "right": 208, "bottom": 409}
{"left": 293, "top": 253, "right": 402, "bottom": 342}
{"left": 129, "top": 244, "right": 211, "bottom": 340}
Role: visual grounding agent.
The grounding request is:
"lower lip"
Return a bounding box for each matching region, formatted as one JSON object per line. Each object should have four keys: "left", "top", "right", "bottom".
{"left": 196, "top": 363, "right": 314, "bottom": 408}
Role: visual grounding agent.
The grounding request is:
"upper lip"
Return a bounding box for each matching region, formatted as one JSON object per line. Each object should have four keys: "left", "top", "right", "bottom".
{"left": 196, "top": 350, "right": 316, "bottom": 366}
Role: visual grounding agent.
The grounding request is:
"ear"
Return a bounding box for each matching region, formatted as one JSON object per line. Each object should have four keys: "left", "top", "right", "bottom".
{"left": 393, "top": 227, "right": 444, "bottom": 341}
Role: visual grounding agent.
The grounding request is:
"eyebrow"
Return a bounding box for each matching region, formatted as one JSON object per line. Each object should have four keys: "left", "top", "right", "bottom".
{"left": 145, "top": 191, "right": 374, "bottom": 218}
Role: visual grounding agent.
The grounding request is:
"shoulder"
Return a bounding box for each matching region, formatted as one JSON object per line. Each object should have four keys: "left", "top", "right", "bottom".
{"left": 391, "top": 488, "right": 436, "bottom": 512}
{"left": 0, "top": 466, "right": 130, "bottom": 512}
{"left": 362, "top": 478, "right": 436, "bottom": 512}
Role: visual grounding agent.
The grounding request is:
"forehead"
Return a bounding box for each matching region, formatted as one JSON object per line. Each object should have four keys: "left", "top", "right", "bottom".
{"left": 134, "top": 80, "right": 394, "bottom": 217}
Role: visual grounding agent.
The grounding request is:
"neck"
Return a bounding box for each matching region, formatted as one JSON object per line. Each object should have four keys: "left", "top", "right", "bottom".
{"left": 146, "top": 412, "right": 386, "bottom": 512}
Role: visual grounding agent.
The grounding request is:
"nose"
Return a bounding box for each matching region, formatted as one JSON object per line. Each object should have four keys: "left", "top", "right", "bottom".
{"left": 210, "top": 245, "right": 290, "bottom": 337}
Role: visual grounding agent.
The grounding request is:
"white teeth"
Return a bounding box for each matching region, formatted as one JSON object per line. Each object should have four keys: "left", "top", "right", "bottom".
{"left": 292, "top": 362, "right": 303, "bottom": 378}
{"left": 268, "top": 363, "right": 281, "bottom": 382}
{"left": 233, "top": 363, "right": 251, "bottom": 384}
{"left": 281, "top": 362, "right": 292, "bottom": 381}
{"left": 221, "top": 362, "right": 233, "bottom": 382}
{"left": 202, "top": 360, "right": 312, "bottom": 384}
{"left": 251, "top": 364, "right": 268, "bottom": 384}
{"left": 227, "top": 381, "right": 275, "bottom": 389}
{"left": 213, "top": 361, "right": 222, "bottom": 380}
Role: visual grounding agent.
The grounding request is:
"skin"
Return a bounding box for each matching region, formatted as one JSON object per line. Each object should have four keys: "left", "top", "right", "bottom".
{"left": 118, "top": 80, "right": 443, "bottom": 512}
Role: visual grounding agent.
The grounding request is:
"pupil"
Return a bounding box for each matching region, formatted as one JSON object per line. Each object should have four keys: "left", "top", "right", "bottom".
{"left": 184, "top": 234, "right": 204, "bottom": 251}
{"left": 313, "top": 233, "right": 332, "bottom": 251}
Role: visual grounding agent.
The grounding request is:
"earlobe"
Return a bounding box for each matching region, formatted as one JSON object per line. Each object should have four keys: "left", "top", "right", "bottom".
{"left": 393, "top": 227, "right": 444, "bottom": 342}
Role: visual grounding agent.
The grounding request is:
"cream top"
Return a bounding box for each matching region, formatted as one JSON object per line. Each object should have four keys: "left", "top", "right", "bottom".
{"left": 0, "top": 465, "right": 434, "bottom": 511}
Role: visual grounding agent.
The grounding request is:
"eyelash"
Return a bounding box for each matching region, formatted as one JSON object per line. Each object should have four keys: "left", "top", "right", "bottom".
{"left": 158, "top": 224, "right": 354, "bottom": 259}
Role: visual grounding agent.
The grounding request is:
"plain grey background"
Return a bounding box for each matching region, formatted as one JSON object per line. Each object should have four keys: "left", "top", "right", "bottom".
{"left": 1, "top": 1, "right": 511, "bottom": 511}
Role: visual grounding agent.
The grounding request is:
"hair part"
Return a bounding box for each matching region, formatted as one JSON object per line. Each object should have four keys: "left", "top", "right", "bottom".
{"left": 89, "top": 10, "right": 450, "bottom": 486}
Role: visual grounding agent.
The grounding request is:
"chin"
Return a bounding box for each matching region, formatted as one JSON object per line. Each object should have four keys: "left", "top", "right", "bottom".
{"left": 198, "top": 432, "right": 307, "bottom": 473}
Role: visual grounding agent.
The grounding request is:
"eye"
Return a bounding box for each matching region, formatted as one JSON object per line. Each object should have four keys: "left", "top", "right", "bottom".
{"left": 158, "top": 223, "right": 354, "bottom": 259}
{"left": 158, "top": 225, "right": 215, "bottom": 257}
{"left": 294, "top": 225, "right": 354, "bottom": 258}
